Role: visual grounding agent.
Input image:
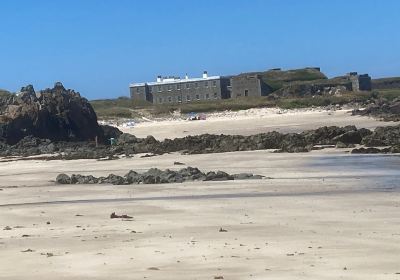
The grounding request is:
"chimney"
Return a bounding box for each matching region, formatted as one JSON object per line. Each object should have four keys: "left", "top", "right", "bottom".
{"left": 156, "top": 75, "right": 162, "bottom": 82}
{"left": 203, "top": 71, "right": 208, "bottom": 79}
{"left": 185, "top": 73, "right": 189, "bottom": 80}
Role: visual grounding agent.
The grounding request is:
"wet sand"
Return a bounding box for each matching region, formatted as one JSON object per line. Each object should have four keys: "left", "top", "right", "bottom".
{"left": 1, "top": 150, "right": 400, "bottom": 279}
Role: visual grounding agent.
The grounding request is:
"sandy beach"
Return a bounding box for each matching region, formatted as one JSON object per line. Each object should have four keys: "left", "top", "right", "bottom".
{"left": 1, "top": 111, "right": 400, "bottom": 280}
{"left": 119, "top": 108, "right": 396, "bottom": 140}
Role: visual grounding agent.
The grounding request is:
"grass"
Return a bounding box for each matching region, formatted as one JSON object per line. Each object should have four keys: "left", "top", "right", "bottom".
{"left": 375, "top": 89, "right": 400, "bottom": 101}
{"left": 91, "top": 97, "right": 152, "bottom": 119}
{"left": 258, "top": 68, "right": 328, "bottom": 91}
{"left": 91, "top": 92, "right": 377, "bottom": 119}
{"left": 0, "top": 89, "right": 12, "bottom": 98}
{"left": 276, "top": 93, "right": 370, "bottom": 109}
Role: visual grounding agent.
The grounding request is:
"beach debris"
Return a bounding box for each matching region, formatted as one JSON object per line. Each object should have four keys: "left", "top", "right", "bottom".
{"left": 110, "top": 212, "right": 132, "bottom": 219}
{"left": 219, "top": 228, "right": 228, "bottom": 232}
{"left": 40, "top": 252, "right": 54, "bottom": 257}
{"left": 3, "top": 226, "right": 12, "bottom": 230}
{"left": 214, "top": 276, "right": 224, "bottom": 279}
{"left": 147, "top": 267, "right": 160, "bottom": 270}
{"left": 21, "top": 249, "right": 35, "bottom": 253}
{"left": 173, "top": 161, "right": 185, "bottom": 165}
{"left": 140, "top": 153, "right": 157, "bottom": 158}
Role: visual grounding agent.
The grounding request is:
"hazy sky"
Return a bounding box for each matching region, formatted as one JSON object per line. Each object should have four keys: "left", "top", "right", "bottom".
{"left": 1, "top": 0, "right": 399, "bottom": 99}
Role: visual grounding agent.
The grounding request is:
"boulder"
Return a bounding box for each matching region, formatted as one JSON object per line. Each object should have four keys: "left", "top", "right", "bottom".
{"left": 56, "top": 174, "right": 71, "bottom": 184}
{"left": 362, "top": 125, "right": 400, "bottom": 146}
{"left": 332, "top": 130, "right": 362, "bottom": 144}
{"left": 0, "top": 82, "right": 110, "bottom": 144}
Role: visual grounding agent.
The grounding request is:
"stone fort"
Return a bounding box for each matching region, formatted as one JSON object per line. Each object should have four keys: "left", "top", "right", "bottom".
{"left": 130, "top": 70, "right": 371, "bottom": 104}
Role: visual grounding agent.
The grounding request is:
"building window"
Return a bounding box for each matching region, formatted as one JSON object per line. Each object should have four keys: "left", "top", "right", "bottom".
{"left": 168, "top": 96, "right": 172, "bottom": 103}
{"left": 178, "top": 96, "right": 182, "bottom": 103}
{"left": 205, "top": 81, "right": 208, "bottom": 88}
{"left": 159, "top": 98, "right": 162, "bottom": 104}
{"left": 206, "top": 93, "right": 209, "bottom": 99}
{"left": 195, "top": 82, "right": 198, "bottom": 88}
{"left": 136, "top": 88, "right": 140, "bottom": 93}
{"left": 244, "top": 89, "right": 249, "bottom": 97}
{"left": 214, "top": 92, "right": 218, "bottom": 99}
{"left": 177, "top": 84, "right": 181, "bottom": 90}
{"left": 213, "top": 81, "right": 217, "bottom": 87}
{"left": 187, "top": 95, "right": 191, "bottom": 101}
{"left": 158, "top": 86, "right": 162, "bottom": 92}
{"left": 186, "top": 83, "right": 190, "bottom": 89}
{"left": 168, "top": 85, "right": 172, "bottom": 91}
{"left": 196, "top": 94, "right": 200, "bottom": 100}
{"left": 149, "top": 87, "right": 153, "bottom": 93}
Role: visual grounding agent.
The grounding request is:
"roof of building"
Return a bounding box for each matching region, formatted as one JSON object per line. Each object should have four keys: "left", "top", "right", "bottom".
{"left": 129, "top": 75, "right": 221, "bottom": 87}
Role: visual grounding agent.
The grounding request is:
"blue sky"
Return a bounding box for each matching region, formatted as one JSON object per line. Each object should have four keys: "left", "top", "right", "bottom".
{"left": 1, "top": 0, "right": 399, "bottom": 99}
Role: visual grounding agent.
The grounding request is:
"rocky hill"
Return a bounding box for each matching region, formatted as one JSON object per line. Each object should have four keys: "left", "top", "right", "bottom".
{"left": 240, "top": 67, "right": 328, "bottom": 91}
{"left": 0, "top": 82, "right": 118, "bottom": 144}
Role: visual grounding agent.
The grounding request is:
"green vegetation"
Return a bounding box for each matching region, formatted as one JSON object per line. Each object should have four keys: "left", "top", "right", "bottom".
{"left": 91, "top": 92, "right": 377, "bottom": 119}
{"left": 372, "top": 77, "right": 400, "bottom": 84}
{"left": 259, "top": 68, "right": 328, "bottom": 91}
{"left": 374, "top": 89, "right": 400, "bottom": 100}
{"left": 0, "top": 89, "right": 12, "bottom": 98}
{"left": 275, "top": 93, "right": 370, "bottom": 109}
{"left": 91, "top": 97, "right": 152, "bottom": 119}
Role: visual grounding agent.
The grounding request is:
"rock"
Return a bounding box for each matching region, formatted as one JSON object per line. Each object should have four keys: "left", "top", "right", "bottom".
{"left": 0, "top": 82, "right": 109, "bottom": 144}
{"left": 233, "top": 173, "right": 263, "bottom": 180}
{"left": 352, "top": 98, "right": 400, "bottom": 121}
{"left": 351, "top": 147, "right": 384, "bottom": 154}
{"left": 99, "top": 174, "right": 126, "bottom": 185}
{"left": 361, "top": 125, "right": 400, "bottom": 147}
{"left": 205, "top": 171, "right": 233, "bottom": 181}
{"left": 333, "top": 130, "right": 363, "bottom": 144}
{"left": 110, "top": 212, "right": 132, "bottom": 219}
{"left": 70, "top": 174, "right": 99, "bottom": 184}
{"left": 55, "top": 167, "right": 264, "bottom": 186}
{"left": 101, "top": 125, "right": 122, "bottom": 141}
{"left": 56, "top": 174, "right": 71, "bottom": 184}
{"left": 117, "top": 133, "right": 138, "bottom": 145}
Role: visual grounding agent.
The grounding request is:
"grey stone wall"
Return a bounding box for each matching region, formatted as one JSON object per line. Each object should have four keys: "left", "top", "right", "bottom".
{"left": 348, "top": 73, "right": 371, "bottom": 91}
{"left": 230, "top": 74, "right": 271, "bottom": 98}
{"left": 130, "top": 76, "right": 232, "bottom": 105}
{"left": 130, "top": 85, "right": 148, "bottom": 101}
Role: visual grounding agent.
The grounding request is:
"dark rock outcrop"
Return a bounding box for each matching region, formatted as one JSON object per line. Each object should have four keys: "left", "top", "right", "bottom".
{"left": 56, "top": 167, "right": 264, "bottom": 185}
{"left": 352, "top": 98, "right": 400, "bottom": 121}
{"left": 0, "top": 83, "right": 115, "bottom": 144}
{"left": 3, "top": 123, "right": 400, "bottom": 159}
{"left": 361, "top": 125, "right": 400, "bottom": 147}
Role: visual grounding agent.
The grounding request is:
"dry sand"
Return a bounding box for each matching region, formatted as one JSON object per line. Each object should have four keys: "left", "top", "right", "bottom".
{"left": 1, "top": 111, "right": 400, "bottom": 280}
{"left": 119, "top": 108, "right": 397, "bottom": 139}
